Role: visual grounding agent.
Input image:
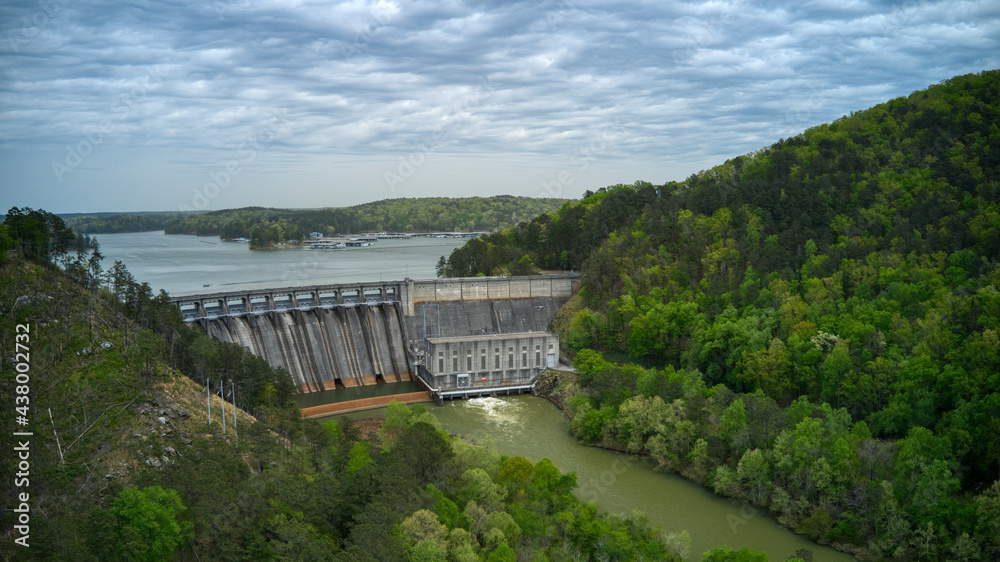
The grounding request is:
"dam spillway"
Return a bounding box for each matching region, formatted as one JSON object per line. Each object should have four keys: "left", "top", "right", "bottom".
{"left": 171, "top": 274, "right": 579, "bottom": 395}
{"left": 203, "top": 303, "right": 411, "bottom": 392}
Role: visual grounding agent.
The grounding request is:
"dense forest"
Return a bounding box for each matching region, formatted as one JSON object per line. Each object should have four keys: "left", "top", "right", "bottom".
{"left": 445, "top": 70, "right": 1000, "bottom": 559}
{"left": 62, "top": 211, "right": 188, "bottom": 234}
{"left": 160, "top": 196, "right": 568, "bottom": 247}
{"left": 2, "top": 212, "right": 743, "bottom": 561}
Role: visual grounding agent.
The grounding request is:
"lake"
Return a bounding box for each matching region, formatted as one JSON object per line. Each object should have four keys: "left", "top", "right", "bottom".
{"left": 93, "top": 230, "right": 467, "bottom": 295}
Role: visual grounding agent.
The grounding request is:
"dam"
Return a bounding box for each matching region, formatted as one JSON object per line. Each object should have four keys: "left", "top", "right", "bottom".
{"left": 170, "top": 274, "right": 578, "bottom": 400}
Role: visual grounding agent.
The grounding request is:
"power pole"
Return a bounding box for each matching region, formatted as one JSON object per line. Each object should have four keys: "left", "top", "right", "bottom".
{"left": 232, "top": 380, "right": 238, "bottom": 447}
{"left": 206, "top": 379, "right": 211, "bottom": 425}
{"left": 219, "top": 383, "right": 226, "bottom": 437}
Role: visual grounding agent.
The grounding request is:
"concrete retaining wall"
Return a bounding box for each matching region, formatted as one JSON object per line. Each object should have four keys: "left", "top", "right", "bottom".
{"left": 300, "top": 391, "right": 433, "bottom": 418}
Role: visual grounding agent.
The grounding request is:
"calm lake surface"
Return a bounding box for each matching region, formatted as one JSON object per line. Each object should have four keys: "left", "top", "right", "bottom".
{"left": 98, "top": 230, "right": 854, "bottom": 561}
{"left": 93, "top": 230, "right": 467, "bottom": 295}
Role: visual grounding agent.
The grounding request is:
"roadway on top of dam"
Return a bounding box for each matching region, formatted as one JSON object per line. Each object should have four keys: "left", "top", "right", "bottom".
{"left": 168, "top": 273, "right": 578, "bottom": 300}
{"left": 168, "top": 279, "right": 405, "bottom": 300}
{"left": 168, "top": 273, "right": 580, "bottom": 320}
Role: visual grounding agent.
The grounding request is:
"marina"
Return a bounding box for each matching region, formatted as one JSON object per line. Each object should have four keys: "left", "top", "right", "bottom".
{"left": 306, "top": 231, "right": 486, "bottom": 249}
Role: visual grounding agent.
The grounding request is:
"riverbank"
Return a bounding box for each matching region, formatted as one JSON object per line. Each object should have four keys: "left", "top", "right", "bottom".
{"left": 533, "top": 370, "right": 862, "bottom": 561}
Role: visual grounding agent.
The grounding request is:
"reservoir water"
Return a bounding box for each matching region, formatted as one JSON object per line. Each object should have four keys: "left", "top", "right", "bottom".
{"left": 96, "top": 230, "right": 854, "bottom": 561}
{"left": 93, "top": 230, "right": 467, "bottom": 295}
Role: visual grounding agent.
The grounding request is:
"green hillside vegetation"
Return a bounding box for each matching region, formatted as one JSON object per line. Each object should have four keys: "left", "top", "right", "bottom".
{"left": 64, "top": 212, "right": 186, "bottom": 234}
{"left": 446, "top": 70, "right": 1000, "bottom": 559}
{"left": 0, "top": 214, "right": 688, "bottom": 561}
{"left": 161, "top": 196, "right": 568, "bottom": 247}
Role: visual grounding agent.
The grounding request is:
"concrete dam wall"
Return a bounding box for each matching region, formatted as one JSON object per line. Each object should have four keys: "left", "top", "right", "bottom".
{"left": 202, "top": 303, "right": 411, "bottom": 392}
{"left": 405, "top": 298, "right": 563, "bottom": 341}
{"left": 174, "top": 274, "right": 579, "bottom": 395}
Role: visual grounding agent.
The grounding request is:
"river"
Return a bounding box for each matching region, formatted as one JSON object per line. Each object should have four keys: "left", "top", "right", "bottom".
{"left": 95, "top": 230, "right": 854, "bottom": 561}
{"left": 333, "top": 396, "right": 854, "bottom": 562}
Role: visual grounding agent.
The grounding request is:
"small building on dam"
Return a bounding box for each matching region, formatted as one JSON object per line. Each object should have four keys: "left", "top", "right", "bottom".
{"left": 417, "top": 332, "right": 558, "bottom": 399}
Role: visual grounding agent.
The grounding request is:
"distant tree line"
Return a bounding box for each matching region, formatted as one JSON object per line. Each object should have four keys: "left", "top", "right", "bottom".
{"left": 162, "top": 197, "right": 568, "bottom": 243}
{"left": 64, "top": 213, "right": 182, "bottom": 234}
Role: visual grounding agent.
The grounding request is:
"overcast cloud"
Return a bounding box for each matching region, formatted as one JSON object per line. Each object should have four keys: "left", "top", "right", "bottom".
{"left": 0, "top": 0, "right": 997, "bottom": 213}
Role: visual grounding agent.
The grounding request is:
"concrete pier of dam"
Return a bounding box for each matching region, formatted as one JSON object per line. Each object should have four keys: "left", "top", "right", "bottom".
{"left": 170, "top": 273, "right": 579, "bottom": 400}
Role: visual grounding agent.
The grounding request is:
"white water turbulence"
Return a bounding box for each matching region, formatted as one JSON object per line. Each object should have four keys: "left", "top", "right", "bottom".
{"left": 460, "top": 397, "right": 530, "bottom": 433}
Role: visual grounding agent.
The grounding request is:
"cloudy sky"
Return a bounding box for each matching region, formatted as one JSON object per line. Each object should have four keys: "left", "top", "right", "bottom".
{"left": 0, "top": 0, "right": 997, "bottom": 213}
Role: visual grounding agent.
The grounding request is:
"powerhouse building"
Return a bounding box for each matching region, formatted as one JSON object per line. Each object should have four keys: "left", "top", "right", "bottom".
{"left": 420, "top": 332, "right": 558, "bottom": 390}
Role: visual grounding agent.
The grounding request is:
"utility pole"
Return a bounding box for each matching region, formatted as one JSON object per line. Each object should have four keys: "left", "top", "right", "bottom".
{"left": 206, "top": 379, "right": 211, "bottom": 425}
{"left": 219, "top": 383, "right": 226, "bottom": 437}
{"left": 232, "top": 380, "right": 238, "bottom": 447}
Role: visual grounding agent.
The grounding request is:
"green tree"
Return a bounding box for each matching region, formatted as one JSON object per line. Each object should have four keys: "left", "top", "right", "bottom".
{"left": 894, "top": 427, "right": 960, "bottom": 523}
{"left": 107, "top": 485, "right": 193, "bottom": 561}
{"left": 401, "top": 509, "right": 449, "bottom": 552}
{"left": 346, "top": 441, "right": 373, "bottom": 475}
{"left": 738, "top": 338, "right": 792, "bottom": 401}
{"left": 720, "top": 398, "right": 750, "bottom": 457}
{"left": 736, "top": 448, "right": 771, "bottom": 504}
{"left": 974, "top": 480, "right": 1000, "bottom": 557}
{"left": 461, "top": 469, "right": 507, "bottom": 511}
{"left": 497, "top": 456, "right": 535, "bottom": 497}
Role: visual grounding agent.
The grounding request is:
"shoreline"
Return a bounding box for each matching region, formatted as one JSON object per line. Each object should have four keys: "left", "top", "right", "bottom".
{"left": 532, "top": 369, "right": 863, "bottom": 561}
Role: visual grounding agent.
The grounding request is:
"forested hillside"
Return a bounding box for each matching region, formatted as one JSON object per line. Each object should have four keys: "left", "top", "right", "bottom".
{"left": 63, "top": 212, "right": 187, "bottom": 234}
{"left": 446, "top": 70, "right": 1000, "bottom": 559}
{"left": 162, "top": 196, "right": 567, "bottom": 245}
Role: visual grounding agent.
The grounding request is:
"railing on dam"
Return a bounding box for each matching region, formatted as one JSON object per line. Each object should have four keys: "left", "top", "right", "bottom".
{"left": 169, "top": 281, "right": 404, "bottom": 322}
{"left": 168, "top": 273, "right": 579, "bottom": 322}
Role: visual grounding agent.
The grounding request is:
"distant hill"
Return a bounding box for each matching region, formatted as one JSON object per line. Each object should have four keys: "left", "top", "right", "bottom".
{"left": 160, "top": 196, "right": 569, "bottom": 247}
{"left": 62, "top": 197, "right": 569, "bottom": 241}
{"left": 62, "top": 211, "right": 196, "bottom": 234}
{"left": 445, "top": 70, "right": 1000, "bottom": 558}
